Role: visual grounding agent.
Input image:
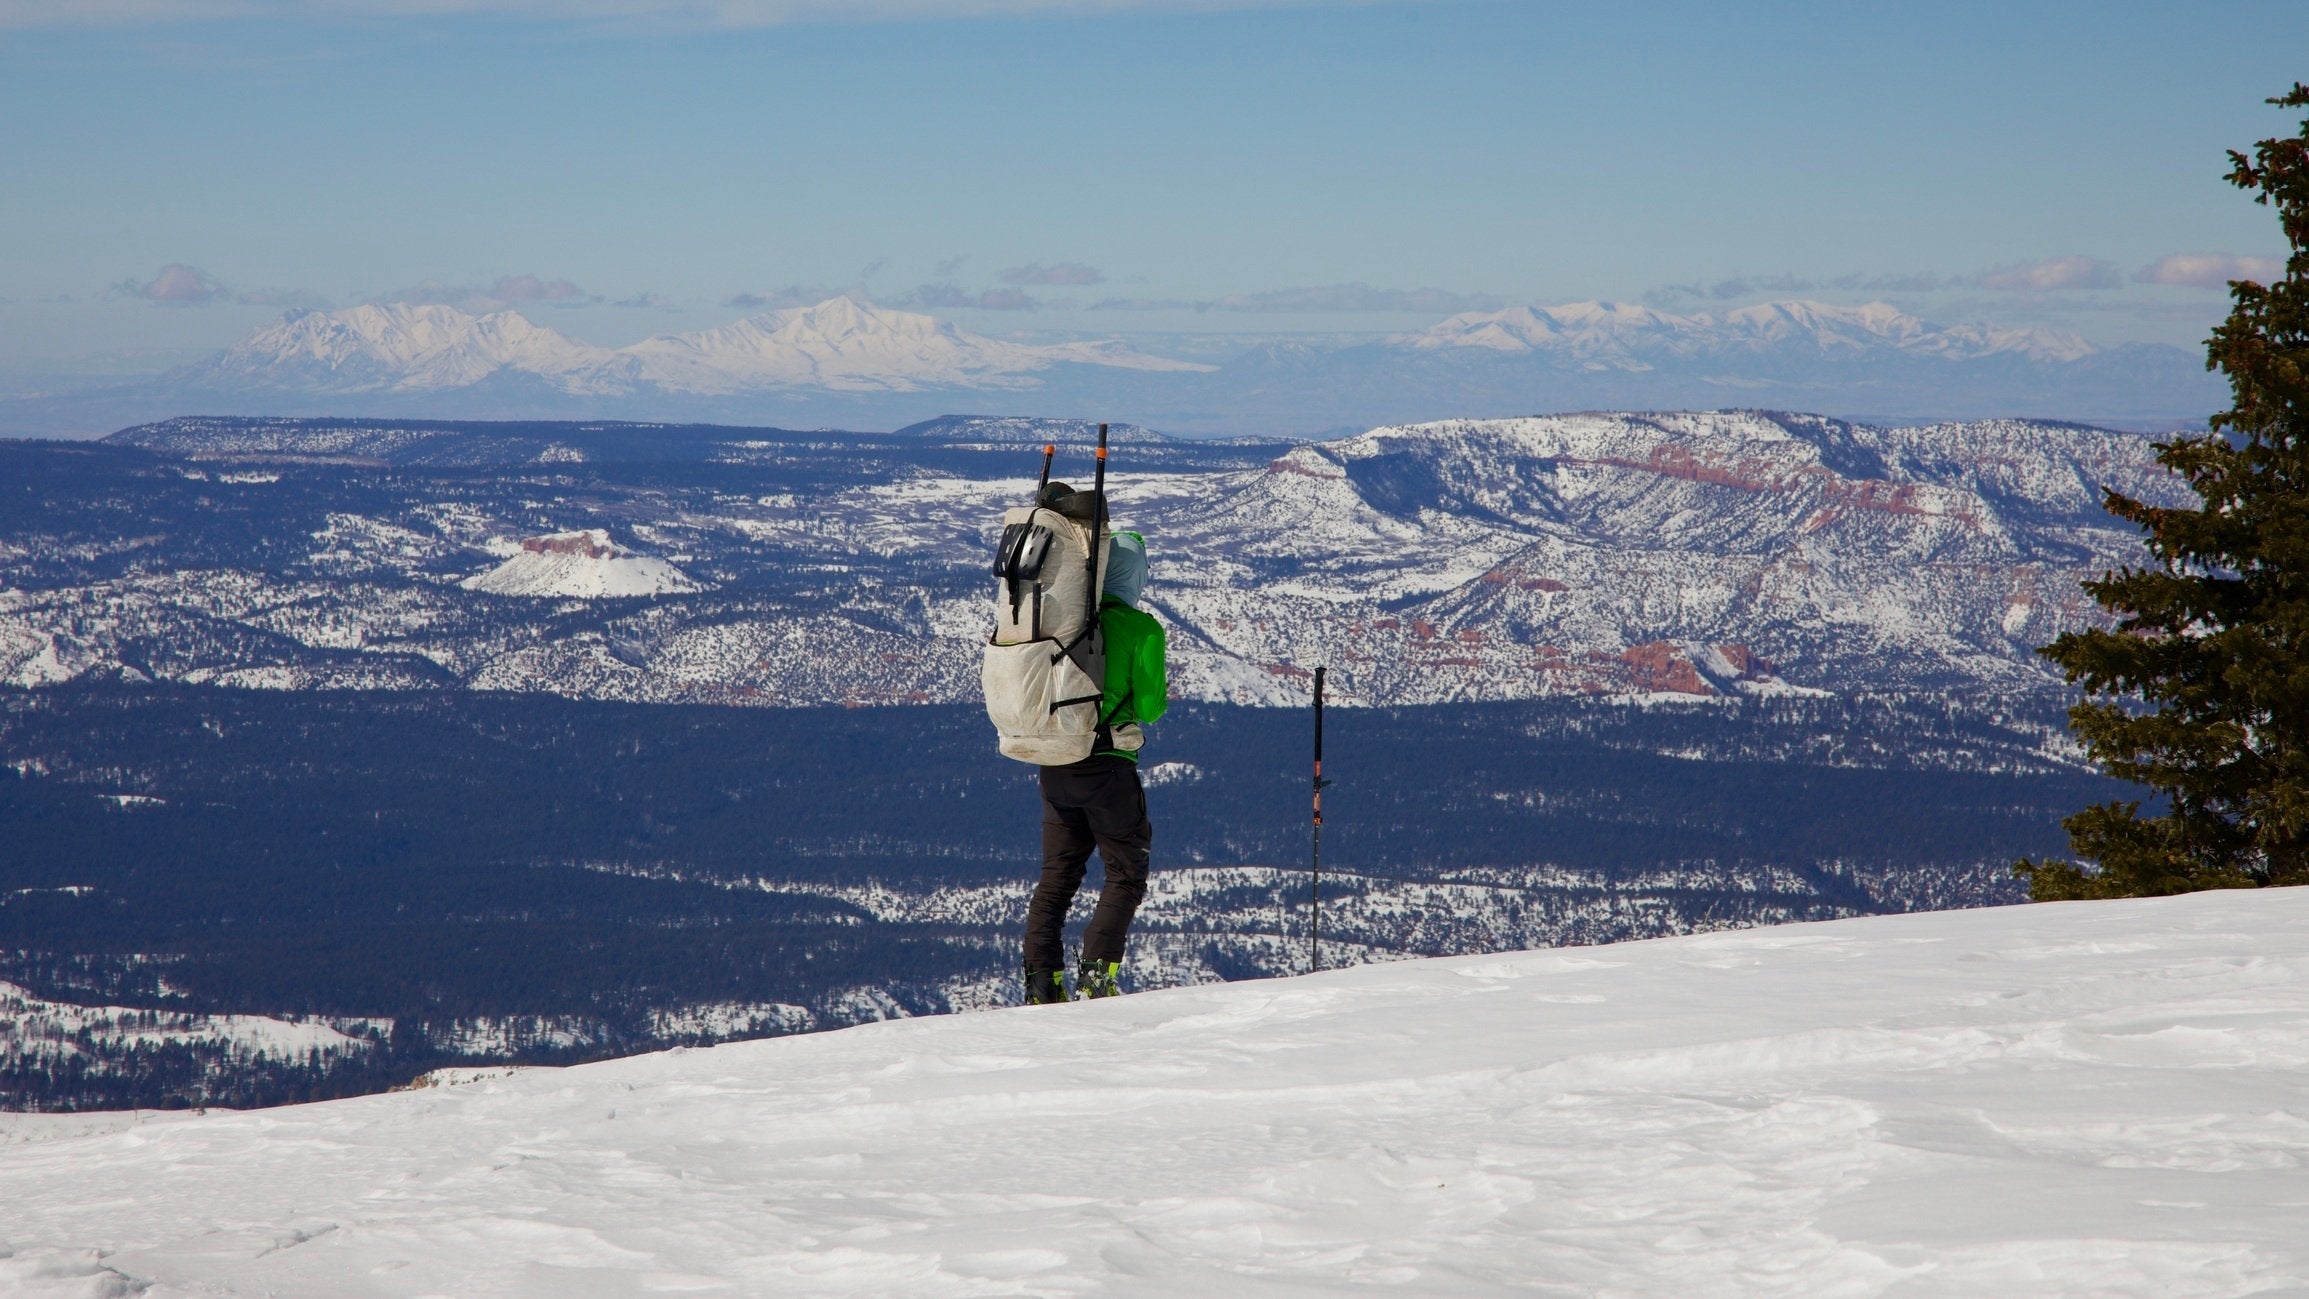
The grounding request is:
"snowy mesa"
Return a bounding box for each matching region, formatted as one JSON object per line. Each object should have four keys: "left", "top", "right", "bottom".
{"left": 4, "top": 888, "right": 2306, "bottom": 1297}
{"left": 461, "top": 529, "right": 706, "bottom": 598}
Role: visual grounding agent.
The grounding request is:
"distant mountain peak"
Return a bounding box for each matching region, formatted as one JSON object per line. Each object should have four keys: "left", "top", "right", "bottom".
{"left": 17, "top": 292, "right": 2211, "bottom": 441}
{"left": 1398, "top": 299, "right": 2097, "bottom": 367}
{"left": 894, "top": 414, "right": 1176, "bottom": 445}
{"left": 182, "top": 296, "right": 1208, "bottom": 402}
{"left": 749, "top": 295, "right": 920, "bottom": 337}
{"left": 187, "top": 302, "right": 615, "bottom": 395}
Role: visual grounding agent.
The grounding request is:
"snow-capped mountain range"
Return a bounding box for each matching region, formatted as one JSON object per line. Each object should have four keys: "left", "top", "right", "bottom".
{"left": 0, "top": 292, "right": 2212, "bottom": 439}
{"left": 1404, "top": 299, "right": 2098, "bottom": 365}
{"left": 184, "top": 296, "right": 1212, "bottom": 399}
{"left": 193, "top": 302, "right": 616, "bottom": 394}
{"left": 189, "top": 295, "right": 2099, "bottom": 399}
{"left": 611, "top": 301, "right": 1209, "bottom": 394}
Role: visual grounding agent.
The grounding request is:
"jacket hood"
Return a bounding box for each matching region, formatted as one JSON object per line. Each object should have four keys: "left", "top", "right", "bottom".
{"left": 1104, "top": 531, "right": 1147, "bottom": 609}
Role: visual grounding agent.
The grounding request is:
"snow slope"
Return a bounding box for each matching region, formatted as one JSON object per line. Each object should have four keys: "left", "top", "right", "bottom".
{"left": 5, "top": 889, "right": 2307, "bottom": 1297}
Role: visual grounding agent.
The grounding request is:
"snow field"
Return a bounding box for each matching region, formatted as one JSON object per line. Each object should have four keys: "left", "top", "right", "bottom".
{"left": 2, "top": 888, "right": 2307, "bottom": 1297}
{"left": 0, "top": 981, "right": 382, "bottom": 1070}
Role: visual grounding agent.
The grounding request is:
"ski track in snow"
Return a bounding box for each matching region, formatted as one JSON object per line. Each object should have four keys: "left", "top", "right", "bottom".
{"left": 3, "top": 889, "right": 2308, "bottom": 1297}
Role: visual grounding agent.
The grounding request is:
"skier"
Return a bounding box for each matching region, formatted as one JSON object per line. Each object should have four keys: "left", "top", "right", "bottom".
{"left": 1021, "top": 486, "right": 1168, "bottom": 1004}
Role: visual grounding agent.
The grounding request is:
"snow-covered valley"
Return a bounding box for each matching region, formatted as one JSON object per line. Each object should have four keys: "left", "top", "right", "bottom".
{"left": 3, "top": 888, "right": 2304, "bottom": 1298}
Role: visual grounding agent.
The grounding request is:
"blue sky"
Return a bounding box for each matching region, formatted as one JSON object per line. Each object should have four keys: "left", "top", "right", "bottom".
{"left": 2, "top": 0, "right": 2303, "bottom": 373}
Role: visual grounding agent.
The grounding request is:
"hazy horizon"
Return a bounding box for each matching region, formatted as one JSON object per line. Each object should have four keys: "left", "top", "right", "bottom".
{"left": 5, "top": 0, "right": 2304, "bottom": 390}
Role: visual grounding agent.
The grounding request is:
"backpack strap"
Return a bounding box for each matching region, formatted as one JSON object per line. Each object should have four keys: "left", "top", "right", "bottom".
{"left": 1099, "top": 686, "right": 1134, "bottom": 730}
{"left": 1052, "top": 619, "right": 1102, "bottom": 677}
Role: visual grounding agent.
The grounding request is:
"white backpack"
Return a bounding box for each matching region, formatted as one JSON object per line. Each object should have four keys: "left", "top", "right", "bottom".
{"left": 981, "top": 499, "right": 1112, "bottom": 765}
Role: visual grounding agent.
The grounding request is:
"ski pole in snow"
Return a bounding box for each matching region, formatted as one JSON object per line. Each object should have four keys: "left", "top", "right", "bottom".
{"left": 1311, "top": 664, "right": 1329, "bottom": 969}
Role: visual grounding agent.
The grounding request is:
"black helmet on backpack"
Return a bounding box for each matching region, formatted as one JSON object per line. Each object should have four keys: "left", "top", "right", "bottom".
{"left": 1039, "top": 482, "right": 1102, "bottom": 522}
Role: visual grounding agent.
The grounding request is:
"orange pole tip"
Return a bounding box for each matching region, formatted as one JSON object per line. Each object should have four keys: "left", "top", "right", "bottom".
{"left": 1094, "top": 447, "right": 1108, "bottom": 459}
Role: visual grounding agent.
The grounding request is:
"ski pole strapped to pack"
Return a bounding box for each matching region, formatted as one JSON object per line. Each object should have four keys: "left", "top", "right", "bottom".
{"left": 982, "top": 426, "right": 1113, "bottom": 765}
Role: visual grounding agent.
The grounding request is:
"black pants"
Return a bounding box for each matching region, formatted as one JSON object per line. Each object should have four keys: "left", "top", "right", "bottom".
{"left": 1025, "top": 754, "right": 1152, "bottom": 970}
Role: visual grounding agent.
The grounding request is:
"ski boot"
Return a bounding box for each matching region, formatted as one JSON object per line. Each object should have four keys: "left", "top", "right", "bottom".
{"left": 1023, "top": 965, "right": 1071, "bottom": 1005}
{"left": 1076, "top": 957, "right": 1122, "bottom": 1000}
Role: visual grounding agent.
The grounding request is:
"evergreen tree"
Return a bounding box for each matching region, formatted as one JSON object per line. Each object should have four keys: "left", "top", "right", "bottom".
{"left": 2020, "top": 85, "right": 2309, "bottom": 900}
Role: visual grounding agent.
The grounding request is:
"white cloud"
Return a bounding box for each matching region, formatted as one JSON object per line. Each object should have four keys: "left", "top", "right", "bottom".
{"left": 487, "top": 273, "right": 598, "bottom": 305}
{"left": 1648, "top": 274, "right": 1821, "bottom": 304}
{"left": 1970, "top": 255, "right": 2120, "bottom": 293}
{"left": 1, "top": 1, "right": 251, "bottom": 24}
{"left": 2135, "top": 252, "right": 2287, "bottom": 288}
{"left": 1, "top": 0, "right": 1362, "bottom": 28}
{"left": 1090, "top": 282, "right": 1501, "bottom": 313}
{"left": 904, "top": 283, "right": 1038, "bottom": 311}
{"left": 237, "top": 286, "right": 335, "bottom": 309}
{"left": 724, "top": 285, "right": 839, "bottom": 310}
{"left": 380, "top": 274, "right": 600, "bottom": 311}
{"left": 1000, "top": 261, "right": 1104, "bottom": 286}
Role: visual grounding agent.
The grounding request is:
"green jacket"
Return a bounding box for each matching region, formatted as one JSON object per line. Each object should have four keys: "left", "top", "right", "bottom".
{"left": 1097, "top": 598, "right": 1168, "bottom": 759}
